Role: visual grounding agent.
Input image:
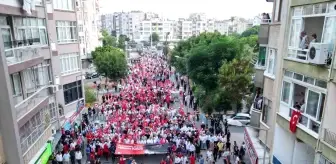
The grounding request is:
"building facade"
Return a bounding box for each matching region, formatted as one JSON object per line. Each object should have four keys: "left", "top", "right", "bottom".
{"left": 0, "top": 0, "right": 85, "bottom": 163}
{"left": 252, "top": 0, "right": 336, "bottom": 163}
{"left": 76, "top": 0, "right": 101, "bottom": 68}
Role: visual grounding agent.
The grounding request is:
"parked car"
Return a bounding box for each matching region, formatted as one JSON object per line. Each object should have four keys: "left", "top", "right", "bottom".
{"left": 85, "top": 72, "right": 100, "bottom": 79}
{"left": 227, "top": 113, "right": 251, "bottom": 126}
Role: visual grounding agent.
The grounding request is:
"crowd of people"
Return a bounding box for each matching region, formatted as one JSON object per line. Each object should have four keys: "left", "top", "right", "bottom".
{"left": 50, "top": 53, "right": 247, "bottom": 164}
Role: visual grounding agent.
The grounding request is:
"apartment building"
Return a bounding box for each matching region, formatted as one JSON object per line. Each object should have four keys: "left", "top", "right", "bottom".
{"left": 138, "top": 19, "right": 175, "bottom": 42}
{"left": 214, "top": 20, "right": 229, "bottom": 35}
{"left": 251, "top": 0, "right": 336, "bottom": 163}
{"left": 76, "top": 0, "right": 101, "bottom": 68}
{"left": 101, "top": 14, "right": 114, "bottom": 34}
{"left": 176, "top": 19, "right": 192, "bottom": 40}
{"left": 0, "top": 0, "right": 84, "bottom": 163}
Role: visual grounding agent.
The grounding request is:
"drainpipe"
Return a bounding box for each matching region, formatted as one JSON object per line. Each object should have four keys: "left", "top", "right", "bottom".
{"left": 314, "top": 40, "right": 336, "bottom": 163}
{"left": 42, "top": 0, "right": 61, "bottom": 129}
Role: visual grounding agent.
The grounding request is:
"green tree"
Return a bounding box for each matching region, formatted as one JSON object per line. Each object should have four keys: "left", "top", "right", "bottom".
{"left": 92, "top": 46, "right": 128, "bottom": 81}
{"left": 117, "top": 35, "right": 126, "bottom": 50}
{"left": 91, "top": 46, "right": 114, "bottom": 60}
{"left": 218, "top": 58, "right": 254, "bottom": 112}
{"left": 101, "top": 29, "right": 117, "bottom": 47}
{"left": 84, "top": 85, "right": 97, "bottom": 104}
{"left": 149, "top": 32, "right": 160, "bottom": 43}
{"left": 240, "top": 26, "right": 260, "bottom": 38}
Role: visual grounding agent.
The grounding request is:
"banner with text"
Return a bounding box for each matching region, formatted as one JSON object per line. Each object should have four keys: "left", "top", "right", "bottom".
{"left": 115, "top": 143, "right": 170, "bottom": 155}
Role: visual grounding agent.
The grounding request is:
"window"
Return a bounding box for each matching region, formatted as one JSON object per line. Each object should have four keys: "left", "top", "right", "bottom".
{"left": 79, "top": 36, "right": 84, "bottom": 44}
{"left": 257, "top": 46, "right": 267, "bottom": 67}
{"left": 281, "top": 81, "right": 291, "bottom": 104}
{"left": 13, "top": 17, "right": 47, "bottom": 47}
{"left": 266, "top": 48, "right": 277, "bottom": 76}
{"left": 22, "top": 61, "right": 51, "bottom": 97}
{"left": 56, "top": 21, "right": 78, "bottom": 43}
{"left": 10, "top": 73, "right": 23, "bottom": 105}
{"left": 53, "top": 0, "right": 74, "bottom": 10}
{"left": 60, "top": 53, "right": 80, "bottom": 75}
{"left": 262, "top": 98, "right": 272, "bottom": 124}
{"left": 63, "top": 80, "right": 83, "bottom": 104}
{"left": 78, "top": 24, "right": 83, "bottom": 32}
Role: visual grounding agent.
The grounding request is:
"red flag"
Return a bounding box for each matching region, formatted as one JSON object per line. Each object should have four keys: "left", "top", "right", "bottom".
{"left": 289, "top": 110, "right": 301, "bottom": 133}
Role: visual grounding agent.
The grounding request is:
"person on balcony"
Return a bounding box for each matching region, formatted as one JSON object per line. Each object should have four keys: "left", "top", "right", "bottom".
{"left": 299, "top": 31, "right": 309, "bottom": 50}
{"left": 310, "top": 33, "right": 318, "bottom": 44}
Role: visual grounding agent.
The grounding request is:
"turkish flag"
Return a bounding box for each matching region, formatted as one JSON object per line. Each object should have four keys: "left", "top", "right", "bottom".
{"left": 289, "top": 110, "right": 301, "bottom": 133}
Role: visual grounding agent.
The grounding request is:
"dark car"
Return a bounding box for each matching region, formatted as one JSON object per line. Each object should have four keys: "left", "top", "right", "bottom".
{"left": 85, "top": 72, "right": 100, "bottom": 79}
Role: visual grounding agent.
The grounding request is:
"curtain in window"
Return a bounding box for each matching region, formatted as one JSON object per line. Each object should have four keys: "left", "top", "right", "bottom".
{"left": 23, "top": 68, "right": 37, "bottom": 96}
{"left": 281, "top": 81, "right": 291, "bottom": 103}
{"left": 289, "top": 19, "right": 302, "bottom": 48}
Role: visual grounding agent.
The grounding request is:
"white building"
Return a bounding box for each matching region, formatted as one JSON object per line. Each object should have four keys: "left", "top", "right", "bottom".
{"left": 214, "top": 20, "right": 229, "bottom": 35}
{"left": 101, "top": 14, "right": 114, "bottom": 34}
{"left": 138, "top": 19, "right": 175, "bottom": 42}
{"left": 176, "top": 19, "right": 193, "bottom": 40}
{"left": 77, "top": 0, "right": 101, "bottom": 68}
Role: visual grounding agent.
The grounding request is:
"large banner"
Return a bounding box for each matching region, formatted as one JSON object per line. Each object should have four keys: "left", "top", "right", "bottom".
{"left": 115, "top": 144, "right": 144, "bottom": 155}
{"left": 115, "top": 143, "right": 170, "bottom": 155}
{"left": 244, "top": 128, "right": 258, "bottom": 164}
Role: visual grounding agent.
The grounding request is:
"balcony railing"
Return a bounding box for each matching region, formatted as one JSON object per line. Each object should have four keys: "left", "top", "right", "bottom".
{"left": 22, "top": 125, "right": 52, "bottom": 164}
{"left": 288, "top": 47, "right": 309, "bottom": 61}
{"left": 5, "top": 45, "right": 44, "bottom": 65}
{"left": 323, "top": 128, "right": 336, "bottom": 148}
{"left": 15, "top": 86, "right": 50, "bottom": 119}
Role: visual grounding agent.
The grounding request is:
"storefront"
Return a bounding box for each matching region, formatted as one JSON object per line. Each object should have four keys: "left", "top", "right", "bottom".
{"left": 28, "top": 141, "right": 53, "bottom": 164}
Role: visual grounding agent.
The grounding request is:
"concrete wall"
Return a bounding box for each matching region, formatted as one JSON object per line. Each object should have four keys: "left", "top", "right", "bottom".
{"left": 322, "top": 82, "right": 336, "bottom": 133}
{"left": 273, "top": 124, "right": 295, "bottom": 164}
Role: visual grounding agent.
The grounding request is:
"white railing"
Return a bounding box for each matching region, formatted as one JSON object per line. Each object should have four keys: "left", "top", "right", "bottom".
{"left": 5, "top": 45, "right": 44, "bottom": 65}
{"left": 288, "top": 47, "right": 309, "bottom": 61}
{"left": 22, "top": 125, "right": 52, "bottom": 164}
{"left": 15, "top": 86, "right": 50, "bottom": 119}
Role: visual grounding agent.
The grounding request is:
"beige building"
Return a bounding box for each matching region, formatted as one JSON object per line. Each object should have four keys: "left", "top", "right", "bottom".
{"left": 251, "top": 0, "right": 336, "bottom": 163}
{"left": 0, "top": 0, "right": 85, "bottom": 163}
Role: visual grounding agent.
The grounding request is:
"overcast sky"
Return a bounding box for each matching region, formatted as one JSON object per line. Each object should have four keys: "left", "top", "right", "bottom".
{"left": 100, "top": 0, "right": 273, "bottom": 20}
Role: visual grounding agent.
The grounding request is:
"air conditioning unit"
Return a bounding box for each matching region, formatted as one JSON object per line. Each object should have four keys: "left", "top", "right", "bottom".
{"left": 307, "top": 43, "right": 329, "bottom": 65}
{"left": 49, "top": 85, "right": 59, "bottom": 94}
{"left": 51, "top": 126, "right": 56, "bottom": 135}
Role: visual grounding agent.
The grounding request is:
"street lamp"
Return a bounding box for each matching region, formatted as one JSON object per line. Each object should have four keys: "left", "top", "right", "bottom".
{"left": 245, "top": 125, "right": 269, "bottom": 164}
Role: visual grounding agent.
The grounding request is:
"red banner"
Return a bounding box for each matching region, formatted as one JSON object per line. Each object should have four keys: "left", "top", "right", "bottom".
{"left": 115, "top": 144, "right": 144, "bottom": 155}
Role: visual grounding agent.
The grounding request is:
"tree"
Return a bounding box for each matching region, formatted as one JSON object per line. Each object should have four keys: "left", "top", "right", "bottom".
{"left": 186, "top": 36, "right": 243, "bottom": 91}
{"left": 91, "top": 46, "right": 114, "bottom": 60}
{"left": 240, "top": 26, "right": 260, "bottom": 38}
{"left": 92, "top": 46, "right": 128, "bottom": 81}
{"left": 117, "top": 35, "right": 126, "bottom": 50}
{"left": 101, "top": 29, "right": 117, "bottom": 47}
{"left": 149, "top": 32, "right": 160, "bottom": 43}
{"left": 85, "top": 85, "right": 97, "bottom": 104}
{"left": 218, "top": 58, "right": 254, "bottom": 112}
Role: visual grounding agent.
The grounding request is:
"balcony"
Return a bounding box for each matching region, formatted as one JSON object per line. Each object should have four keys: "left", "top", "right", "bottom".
{"left": 250, "top": 96, "right": 263, "bottom": 128}
{"left": 319, "top": 129, "right": 336, "bottom": 162}
{"left": 15, "top": 86, "right": 50, "bottom": 120}
{"left": 258, "top": 21, "right": 270, "bottom": 45}
{"left": 253, "top": 47, "right": 266, "bottom": 88}
{"left": 22, "top": 125, "right": 52, "bottom": 164}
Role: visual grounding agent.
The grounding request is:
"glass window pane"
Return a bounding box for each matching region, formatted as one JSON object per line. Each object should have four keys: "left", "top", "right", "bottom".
{"left": 303, "top": 76, "right": 315, "bottom": 85}
{"left": 294, "top": 73, "right": 303, "bottom": 81}
{"left": 1, "top": 28, "right": 12, "bottom": 49}
{"left": 305, "top": 90, "right": 319, "bottom": 118}
{"left": 32, "top": 28, "right": 40, "bottom": 44}
{"left": 281, "top": 81, "right": 291, "bottom": 104}
{"left": 39, "top": 29, "right": 47, "bottom": 45}
{"left": 315, "top": 80, "right": 327, "bottom": 88}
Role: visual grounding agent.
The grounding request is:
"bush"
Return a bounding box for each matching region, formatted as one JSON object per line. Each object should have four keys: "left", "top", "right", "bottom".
{"left": 85, "top": 86, "right": 97, "bottom": 104}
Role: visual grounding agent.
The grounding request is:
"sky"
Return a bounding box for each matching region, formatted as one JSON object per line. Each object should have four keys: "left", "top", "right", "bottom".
{"left": 100, "top": 0, "right": 273, "bottom": 20}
